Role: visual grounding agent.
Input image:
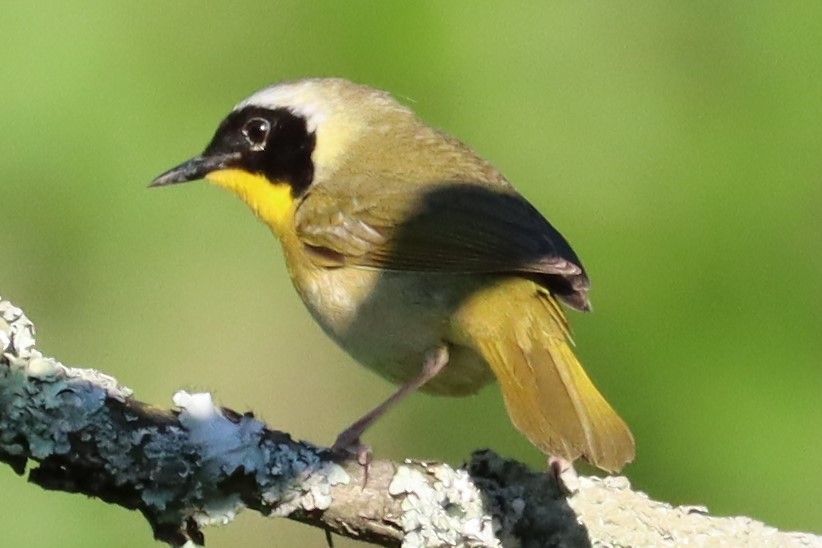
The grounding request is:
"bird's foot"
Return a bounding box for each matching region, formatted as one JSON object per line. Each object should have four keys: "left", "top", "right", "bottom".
{"left": 332, "top": 435, "right": 372, "bottom": 466}
{"left": 548, "top": 456, "right": 579, "bottom": 494}
{"left": 332, "top": 430, "right": 373, "bottom": 486}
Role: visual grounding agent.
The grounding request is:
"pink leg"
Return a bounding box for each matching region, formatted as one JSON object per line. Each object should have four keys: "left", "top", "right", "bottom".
{"left": 333, "top": 347, "right": 450, "bottom": 464}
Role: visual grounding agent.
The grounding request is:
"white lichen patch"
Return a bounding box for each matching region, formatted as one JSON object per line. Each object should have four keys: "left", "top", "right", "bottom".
{"left": 389, "top": 461, "right": 501, "bottom": 548}
{"left": 1, "top": 298, "right": 36, "bottom": 361}
{"left": 0, "top": 318, "right": 11, "bottom": 354}
{"left": 170, "top": 390, "right": 349, "bottom": 527}
{"left": 25, "top": 356, "right": 59, "bottom": 378}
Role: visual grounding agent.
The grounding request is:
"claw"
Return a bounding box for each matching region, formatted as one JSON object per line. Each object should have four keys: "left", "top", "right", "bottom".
{"left": 332, "top": 433, "right": 373, "bottom": 486}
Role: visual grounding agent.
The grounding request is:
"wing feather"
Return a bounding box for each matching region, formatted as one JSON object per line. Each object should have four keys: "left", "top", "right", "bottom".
{"left": 296, "top": 179, "right": 590, "bottom": 305}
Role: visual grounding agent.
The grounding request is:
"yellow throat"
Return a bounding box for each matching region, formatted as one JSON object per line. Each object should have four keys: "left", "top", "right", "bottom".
{"left": 206, "top": 169, "right": 296, "bottom": 237}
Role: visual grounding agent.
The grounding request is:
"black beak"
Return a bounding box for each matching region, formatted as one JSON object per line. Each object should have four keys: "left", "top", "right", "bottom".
{"left": 149, "top": 152, "right": 242, "bottom": 187}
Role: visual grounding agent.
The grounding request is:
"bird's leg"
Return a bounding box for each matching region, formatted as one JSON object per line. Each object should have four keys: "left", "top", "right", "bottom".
{"left": 332, "top": 346, "right": 450, "bottom": 465}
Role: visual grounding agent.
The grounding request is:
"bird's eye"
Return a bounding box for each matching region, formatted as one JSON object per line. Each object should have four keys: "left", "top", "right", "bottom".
{"left": 242, "top": 117, "right": 271, "bottom": 150}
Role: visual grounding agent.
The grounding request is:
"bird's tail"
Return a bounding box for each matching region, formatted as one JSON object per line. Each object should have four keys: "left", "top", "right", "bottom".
{"left": 451, "top": 279, "right": 635, "bottom": 472}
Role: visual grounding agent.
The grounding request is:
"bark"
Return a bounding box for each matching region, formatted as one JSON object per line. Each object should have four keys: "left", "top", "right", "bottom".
{"left": 0, "top": 296, "right": 818, "bottom": 547}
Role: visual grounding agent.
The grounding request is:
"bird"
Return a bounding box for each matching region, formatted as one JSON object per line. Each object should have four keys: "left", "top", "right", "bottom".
{"left": 150, "top": 78, "right": 635, "bottom": 473}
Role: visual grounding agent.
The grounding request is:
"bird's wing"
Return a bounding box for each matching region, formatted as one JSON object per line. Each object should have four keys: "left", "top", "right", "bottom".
{"left": 295, "top": 178, "right": 591, "bottom": 305}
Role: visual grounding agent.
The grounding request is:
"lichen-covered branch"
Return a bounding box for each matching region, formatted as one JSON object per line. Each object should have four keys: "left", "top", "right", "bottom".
{"left": 0, "top": 296, "right": 818, "bottom": 547}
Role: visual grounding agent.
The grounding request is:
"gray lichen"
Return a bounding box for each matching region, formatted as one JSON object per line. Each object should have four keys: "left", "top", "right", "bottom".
{"left": 168, "top": 390, "right": 350, "bottom": 528}
{"left": 0, "top": 295, "right": 353, "bottom": 545}
{"left": 0, "top": 299, "right": 119, "bottom": 459}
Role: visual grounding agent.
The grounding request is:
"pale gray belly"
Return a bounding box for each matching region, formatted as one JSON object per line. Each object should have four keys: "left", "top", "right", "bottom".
{"left": 292, "top": 265, "right": 494, "bottom": 396}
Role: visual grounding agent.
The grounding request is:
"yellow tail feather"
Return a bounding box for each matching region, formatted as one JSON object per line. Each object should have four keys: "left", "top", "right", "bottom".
{"left": 452, "top": 279, "right": 635, "bottom": 472}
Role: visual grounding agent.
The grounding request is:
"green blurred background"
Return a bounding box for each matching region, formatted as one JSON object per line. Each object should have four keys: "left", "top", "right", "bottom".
{"left": 2, "top": 2, "right": 820, "bottom": 546}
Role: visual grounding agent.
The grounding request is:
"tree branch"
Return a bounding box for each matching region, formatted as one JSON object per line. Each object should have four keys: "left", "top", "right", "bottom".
{"left": 0, "top": 295, "right": 817, "bottom": 547}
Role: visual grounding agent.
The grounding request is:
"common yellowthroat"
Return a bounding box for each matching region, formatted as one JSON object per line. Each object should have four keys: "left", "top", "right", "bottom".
{"left": 151, "top": 78, "right": 634, "bottom": 472}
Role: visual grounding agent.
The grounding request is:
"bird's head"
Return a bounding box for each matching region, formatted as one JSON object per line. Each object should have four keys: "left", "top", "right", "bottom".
{"left": 150, "top": 78, "right": 414, "bottom": 232}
